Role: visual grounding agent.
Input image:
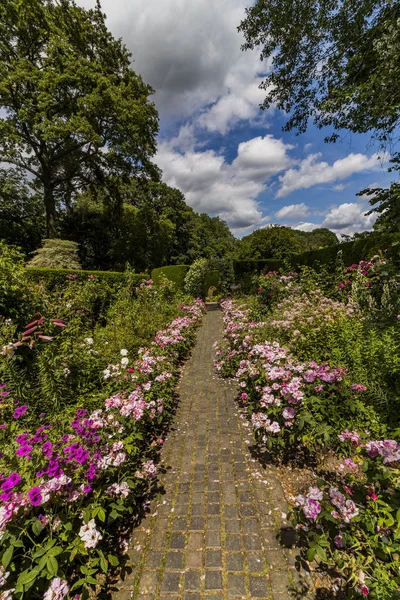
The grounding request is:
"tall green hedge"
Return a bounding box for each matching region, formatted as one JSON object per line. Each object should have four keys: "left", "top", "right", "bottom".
{"left": 290, "top": 233, "right": 400, "bottom": 271}
{"left": 233, "top": 259, "right": 284, "bottom": 293}
{"left": 151, "top": 265, "right": 190, "bottom": 291}
{"left": 204, "top": 269, "right": 220, "bottom": 297}
{"left": 25, "top": 268, "right": 148, "bottom": 290}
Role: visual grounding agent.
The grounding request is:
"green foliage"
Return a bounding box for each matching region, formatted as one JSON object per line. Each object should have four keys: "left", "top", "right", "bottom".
{"left": 291, "top": 233, "right": 400, "bottom": 271}
{"left": 204, "top": 270, "right": 220, "bottom": 298}
{"left": 238, "top": 225, "right": 301, "bottom": 260}
{"left": 0, "top": 168, "right": 44, "bottom": 255}
{"left": 239, "top": 0, "right": 400, "bottom": 147}
{"left": 233, "top": 259, "right": 284, "bottom": 293}
{"left": 27, "top": 239, "right": 81, "bottom": 269}
{"left": 0, "top": 0, "right": 159, "bottom": 237}
{"left": 24, "top": 268, "right": 137, "bottom": 291}
{"left": 0, "top": 241, "right": 40, "bottom": 324}
{"left": 151, "top": 265, "right": 190, "bottom": 291}
{"left": 184, "top": 258, "right": 209, "bottom": 299}
{"left": 293, "top": 227, "right": 339, "bottom": 251}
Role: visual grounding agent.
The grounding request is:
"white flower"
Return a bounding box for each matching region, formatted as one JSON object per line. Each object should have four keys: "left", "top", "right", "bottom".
{"left": 79, "top": 519, "right": 102, "bottom": 549}
{"left": 120, "top": 349, "right": 128, "bottom": 356}
{"left": 84, "top": 337, "right": 94, "bottom": 346}
{"left": 4, "top": 319, "right": 11, "bottom": 327}
{"left": 103, "top": 369, "right": 111, "bottom": 380}
{"left": 0, "top": 567, "right": 10, "bottom": 587}
{"left": 1, "top": 344, "right": 16, "bottom": 358}
{"left": 43, "top": 577, "right": 69, "bottom": 600}
{"left": 121, "top": 357, "right": 129, "bottom": 368}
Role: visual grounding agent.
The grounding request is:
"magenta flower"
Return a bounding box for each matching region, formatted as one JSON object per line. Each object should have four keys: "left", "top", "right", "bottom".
{"left": 16, "top": 444, "right": 33, "bottom": 457}
{"left": 13, "top": 405, "right": 28, "bottom": 419}
{"left": 27, "top": 487, "right": 42, "bottom": 506}
{"left": 1, "top": 472, "right": 21, "bottom": 492}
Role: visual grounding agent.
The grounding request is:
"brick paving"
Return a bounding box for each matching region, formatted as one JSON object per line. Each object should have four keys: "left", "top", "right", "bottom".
{"left": 113, "top": 307, "right": 314, "bottom": 600}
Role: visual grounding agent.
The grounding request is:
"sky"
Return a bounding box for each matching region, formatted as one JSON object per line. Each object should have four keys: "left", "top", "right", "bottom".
{"left": 78, "top": 0, "right": 392, "bottom": 239}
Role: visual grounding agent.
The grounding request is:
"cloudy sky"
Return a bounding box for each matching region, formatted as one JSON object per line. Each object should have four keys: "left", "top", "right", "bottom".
{"left": 79, "top": 0, "right": 391, "bottom": 238}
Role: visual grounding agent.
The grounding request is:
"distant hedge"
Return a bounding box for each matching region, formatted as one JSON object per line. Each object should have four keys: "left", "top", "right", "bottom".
{"left": 290, "top": 233, "right": 400, "bottom": 271}
{"left": 25, "top": 268, "right": 148, "bottom": 290}
{"left": 204, "top": 269, "right": 220, "bottom": 297}
{"left": 233, "top": 259, "right": 284, "bottom": 293}
{"left": 151, "top": 265, "right": 190, "bottom": 290}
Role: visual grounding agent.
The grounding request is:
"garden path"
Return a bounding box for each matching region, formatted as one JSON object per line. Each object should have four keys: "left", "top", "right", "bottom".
{"left": 113, "top": 307, "right": 313, "bottom": 600}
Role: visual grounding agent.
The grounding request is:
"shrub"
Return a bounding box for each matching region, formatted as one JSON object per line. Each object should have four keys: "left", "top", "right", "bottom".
{"left": 204, "top": 270, "right": 220, "bottom": 298}
{"left": 233, "top": 259, "right": 284, "bottom": 293}
{"left": 290, "top": 232, "right": 400, "bottom": 272}
{"left": 184, "top": 258, "right": 209, "bottom": 298}
{"left": 151, "top": 265, "right": 190, "bottom": 291}
{"left": 25, "top": 269, "right": 146, "bottom": 292}
{"left": 27, "top": 239, "right": 82, "bottom": 269}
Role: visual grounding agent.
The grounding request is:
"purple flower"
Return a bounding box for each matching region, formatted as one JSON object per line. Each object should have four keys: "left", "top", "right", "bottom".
{"left": 28, "top": 487, "right": 42, "bottom": 506}
{"left": 13, "top": 405, "right": 28, "bottom": 419}
{"left": 0, "top": 424, "right": 6, "bottom": 429}
{"left": 0, "top": 491, "right": 12, "bottom": 502}
{"left": 16, "top": 444, "right": 33, "bottom": 457}
{"left": 1, "top": 472, "right": 21, "bottom": 492}
{"left": 75, "top": 448, "right": 89, "bottom": 464}
{"left": 76, "top": 409, "right": 87, "bottom": 417}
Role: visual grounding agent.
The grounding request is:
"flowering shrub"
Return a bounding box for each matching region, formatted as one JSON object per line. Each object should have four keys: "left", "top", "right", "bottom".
{"left": 292, "top": 435, "right": 400, "bottom": 599}
{"left": 215, "top": 300, "right": 383, "bottom": 456}
{"left": 256, "top": 271, "right": 300, "bottom": 311}
{"left": 0, "top": 299, "right": 206, "bottom": 599}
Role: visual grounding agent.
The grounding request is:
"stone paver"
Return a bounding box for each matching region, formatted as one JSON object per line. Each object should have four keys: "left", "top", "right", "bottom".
{"left": 113, "top": 307, "right": 314, "bottom": 600}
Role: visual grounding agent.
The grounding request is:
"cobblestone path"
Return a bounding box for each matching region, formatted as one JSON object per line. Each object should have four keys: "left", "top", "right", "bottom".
{"left": 114, "top": 307, "right": 313, "bottom": 600}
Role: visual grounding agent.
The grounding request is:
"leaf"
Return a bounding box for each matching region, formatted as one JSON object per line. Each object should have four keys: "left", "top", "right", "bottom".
{"left": 46, "top": 555, "right": 58, "bottom": 576}
{"left": 48, "top": 546, "right": 63, "bottom": 557}
{"left": 107, "top": 554, "right": 119, "bottom": 567}
{"left": 315, "top": 545, "right": 328, "bottom": 562}
{"left": 100, "top": 555, "right": 108, "bottom": 573}
{"left": 307, "top": 547, "right": 316, "bottom": 562}
{"left": 31, "top": 518, "right": 43, "bottom": 536}
{"left": 17, "top": 568, "right": 39, "bottom": 586}
{"left": 2, "top": 545, "right": 13, "bottom": 569}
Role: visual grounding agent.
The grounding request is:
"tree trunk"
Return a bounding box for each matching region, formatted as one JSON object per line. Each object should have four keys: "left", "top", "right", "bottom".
{"left": 44, "top": 183, "right": 56, "bottom": 238}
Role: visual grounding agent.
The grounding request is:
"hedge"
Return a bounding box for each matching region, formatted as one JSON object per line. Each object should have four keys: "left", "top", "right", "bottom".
{"left": 151, "top": 265, "right": 190, "bottom": 291}
{"left": 233, "top": 259, "right": 284, "bottom": 276}
{"left": 204, "top": 269, "right": 220, "bottom": 297}
{"left": 25, "top": 268, "right": 148, "bottom": 290}
{"left": 290, "top": 233, "right": 400, "bottom": 271}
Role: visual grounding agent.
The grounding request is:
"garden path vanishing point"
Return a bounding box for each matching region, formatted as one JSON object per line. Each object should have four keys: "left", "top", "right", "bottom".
{"left": 112, "top": 306, "right": 314, "bottom": 600}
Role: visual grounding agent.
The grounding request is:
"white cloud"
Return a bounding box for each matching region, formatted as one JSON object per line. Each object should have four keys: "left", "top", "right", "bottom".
{"left": 332, "top": 183, "right": 348, "bottom": 191}
{"left": 275, "top": 203, "right": 309, "bottom": 220}
{"left": 322, "top": 202, "right": 377, "bottom": 233}
{"left": 77, "top": 0, "right": 266, "bottom": 126}
{"left": 276, "top": 152, "right": 386, "bottom": 198}
{"left": 156, "top": 134, "right": 293, "bottom": 232}
{"left": 293, "top": 222, "right": 320, "bottom": 232}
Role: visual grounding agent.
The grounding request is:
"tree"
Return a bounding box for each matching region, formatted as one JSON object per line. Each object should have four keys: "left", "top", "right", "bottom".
{"left": 239, "top": 0, "right": 400, "bottom": 146}
{"left": 27, "top": 239, "right": 81, "bottom": 268}
{"left": 0, "top": 0, "right": 159, "bottom": 238}
{"left": 0, "top": 168, "right": 44, "bottom": 254}
{"left": 238, "top": 225, "right": 302, "bottom": 260}
{"left": 294, "top": 228, "right": 338, "bottom": 251}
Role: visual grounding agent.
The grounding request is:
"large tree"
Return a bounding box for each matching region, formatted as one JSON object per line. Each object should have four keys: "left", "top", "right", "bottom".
{"left": 239, "top": 0, "right": 400, "bottom": 229}
{"left": 0, "top": 0, "right": 159, "bottom": 237}
{"left": 239, "top": 0, "right": 400, "bottom": 144}
{"left": 238, "top": 225, "right": 302, "bottom": 260}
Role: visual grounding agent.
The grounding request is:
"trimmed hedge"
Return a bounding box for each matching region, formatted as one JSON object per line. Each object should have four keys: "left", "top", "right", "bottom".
{"left": 25, "top": 268, "right": 148, "bottom": 290}
{"left": 151, "top": 265, "right": 190, "bottom": 291}
{"left": 204, "top": 269, "right": 220, "bottom": 297}
{"left": 290, "top": 233, "right": 400, "bottom": 271}
{"left": 233, "top": 259, "right": 284, "bottom": 276}
{"left": 233, "top": 259, "right": 284, "bottom": 293}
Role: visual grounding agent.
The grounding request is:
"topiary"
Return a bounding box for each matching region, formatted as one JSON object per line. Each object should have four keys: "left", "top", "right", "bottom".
{"left": 27, "top": 239, "right": 81, "bottom": 269}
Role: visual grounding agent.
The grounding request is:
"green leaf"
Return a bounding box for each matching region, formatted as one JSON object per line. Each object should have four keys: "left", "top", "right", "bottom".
{"left": 48, "top": 546, "right": 63, "bottom": 557}
{"left": 315, "top": 546, "right": 328, "bottom": 562}
{"left": 31, "top": 518, "right": 43, "bottom": 536}
{"left": 100, "top": 555, "right": 108, "bottom": 573}
{"left": 2, "top": 545, "right": 13, "bottom": 569}
{"left": 307, "top": 547, "right": 316, "bottom": 562}
{"left": 17, "top": 568, "right": 39, "bottom": 586}
{"left": 46, "top": 555, "right": 58, "bottom": 576}
{"left": 107, "top": 554, "right": 119, "bottom": 567}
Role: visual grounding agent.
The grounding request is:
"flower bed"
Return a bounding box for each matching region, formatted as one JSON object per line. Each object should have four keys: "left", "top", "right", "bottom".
{"left": 0, "top": 299, "right": 205, "bottom": 600}
{"left": 215, "top": 297, "right": 400, "bottom": 599}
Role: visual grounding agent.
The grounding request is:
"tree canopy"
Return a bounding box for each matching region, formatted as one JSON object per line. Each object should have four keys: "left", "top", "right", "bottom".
{"left": 0, "top": 0, "right": 159, "bottom": 237}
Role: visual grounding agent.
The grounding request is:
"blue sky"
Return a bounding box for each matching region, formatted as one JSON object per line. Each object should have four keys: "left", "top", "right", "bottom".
{"left": 79, "top": 0, "right": 392, "bottom": 238}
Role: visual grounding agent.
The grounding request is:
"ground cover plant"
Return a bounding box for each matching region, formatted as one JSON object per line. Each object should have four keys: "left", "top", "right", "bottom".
{"left": 0, "top": 243, "right": 206, "bottom": 599}
{"left": 215, "top": 253, "right": 400, "bottom": 599}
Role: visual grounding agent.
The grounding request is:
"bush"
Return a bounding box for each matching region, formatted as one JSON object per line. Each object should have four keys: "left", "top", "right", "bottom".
{"left": 290, "top": 232, "right": 400, "bottom": 271}
{"left": 184, "top": 258, "right": 209, "bottom": 298}
{"left": 25, "top": 268, "right": 147, "bottom": 291}
{"left": 151, "top": 265, "right": 190, "bottom": 290}
{"left": 27, "top": 239, "right": 82, "bottom": 269}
